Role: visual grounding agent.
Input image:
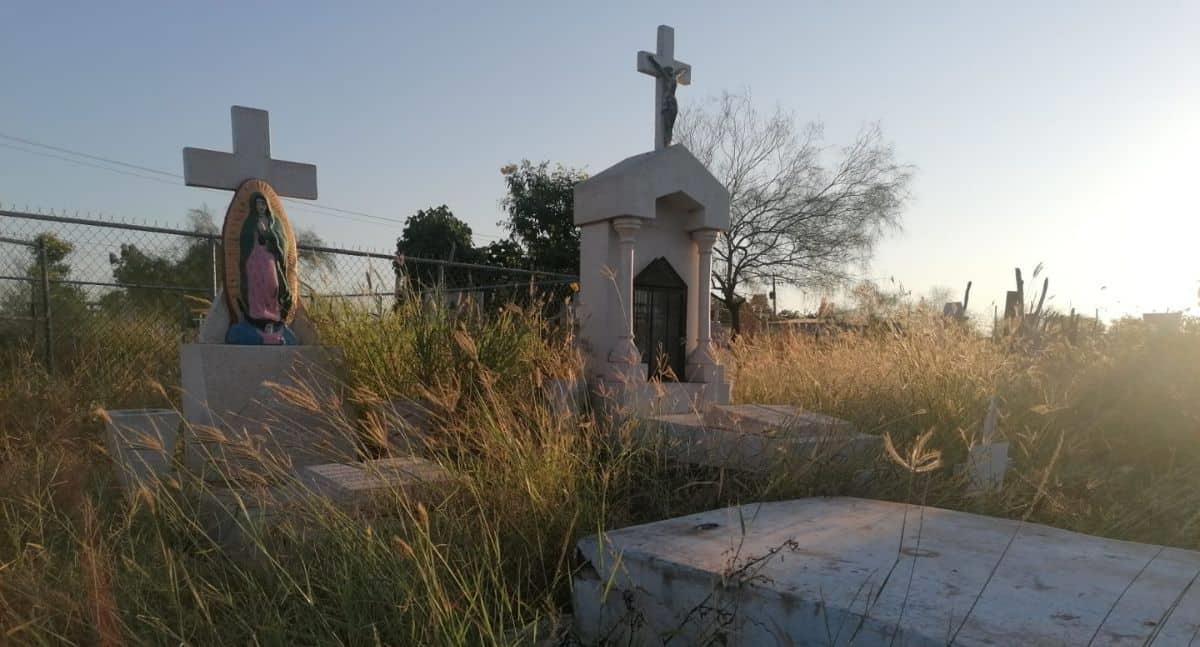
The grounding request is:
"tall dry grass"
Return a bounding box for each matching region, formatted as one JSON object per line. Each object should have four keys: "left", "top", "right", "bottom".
{"left": 733, "top": 312, "right": 1200, "bottom": 547}
{"left": 0, "top": 296, "right": 1198, "bottom": 643}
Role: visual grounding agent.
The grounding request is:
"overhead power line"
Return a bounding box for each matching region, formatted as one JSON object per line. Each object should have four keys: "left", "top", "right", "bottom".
{"left": 0, "top": 131, "right": 409, "bottom": 228}
{"left": 0, "top": 141, "right": 180, "bottom": 187}
{"left": 0, "top": 131, "right": 179, "bottom": 178}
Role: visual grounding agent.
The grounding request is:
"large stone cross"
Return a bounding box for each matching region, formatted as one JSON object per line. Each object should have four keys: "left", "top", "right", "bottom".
{"left": 183, "top": 106, "right": 318, "bottom": 199}
{"left": 637, "top": 25, "right": 691, "bottom": 151}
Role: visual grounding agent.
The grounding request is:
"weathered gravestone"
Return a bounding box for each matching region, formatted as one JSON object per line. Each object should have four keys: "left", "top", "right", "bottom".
{"left": 177, "top": 108, "right": 449, "bottom": 535}
{"left": 180, "top": 106, "right": 356, "bottom": 480}
{"left": 574, "top": 498, "right": 1200, "bottom": 645}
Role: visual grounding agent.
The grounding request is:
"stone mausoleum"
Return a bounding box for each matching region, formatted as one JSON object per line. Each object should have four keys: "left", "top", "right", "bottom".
{"left": 574, "top": 146, "right": 732, "bottom": 412}
{"left": 573, "top": 25, "right": 731, "bottom": 415}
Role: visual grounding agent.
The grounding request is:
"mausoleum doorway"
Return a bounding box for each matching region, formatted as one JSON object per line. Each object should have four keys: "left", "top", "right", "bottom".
{"left": 633, "top": 257, "right": 687, "bottom": 381}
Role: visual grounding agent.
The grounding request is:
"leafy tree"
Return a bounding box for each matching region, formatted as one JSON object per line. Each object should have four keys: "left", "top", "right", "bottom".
{"left": 677, "top": 91, "right": 913, "bottom": 334}
{"left": 296, "top": 228, "right": 336, "bottom": 274}
{"left": 396, "top": 205, "right": 474, "bottom": 261}
{"left": 105, "top": 206, "right": 331, "bottom": 313}
{"left": 498, "top": 161, "right": 586, "bottom": 275}
{"left": 33, "top": 233, "right": 76, "bottom": 280}
{"left": 187, "top": 206, "right": 219, "bottom": 236}
{"left": 395, "top": 205, "right": 476, "bottom": 287}
{"left": 478, "top": 239, "right": 527, "bottom": 268}
{"left": 106, "top": 207, "right": 219, "bottom": 314}
{"left": 29, "top": 233, "right": 88, "bottom": 314}
{"left": 0, "top": 232, "right": 89, "bottom": 345}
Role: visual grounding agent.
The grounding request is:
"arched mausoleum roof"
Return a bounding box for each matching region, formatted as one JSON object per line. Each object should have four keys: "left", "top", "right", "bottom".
{"left": 573, "top": 144, "right": 730, "bottom": 231}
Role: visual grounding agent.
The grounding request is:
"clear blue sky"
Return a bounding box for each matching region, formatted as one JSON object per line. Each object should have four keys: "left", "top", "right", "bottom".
{"left": 1, "top": 1, "right": 1197, "bottom": 319}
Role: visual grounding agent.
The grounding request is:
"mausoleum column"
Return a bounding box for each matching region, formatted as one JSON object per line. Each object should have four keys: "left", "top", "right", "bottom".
{"left": 610, "top": 217, "right": 643, "bottom": 365}
{"left": 687, "top": 229, "right": 720, "bottom": 376}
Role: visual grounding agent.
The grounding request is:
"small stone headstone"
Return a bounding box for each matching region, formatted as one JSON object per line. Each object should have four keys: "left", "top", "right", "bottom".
{"left": 966, "top": 396, "right": 1009, "bottom": 492}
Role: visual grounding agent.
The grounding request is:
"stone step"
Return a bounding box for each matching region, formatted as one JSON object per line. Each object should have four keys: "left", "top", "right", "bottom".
{"left": 595, "top": 378, "right": 721, "bottom": 417}
{"left": 574, "top": 497, "right": 1200, "bottom": 645}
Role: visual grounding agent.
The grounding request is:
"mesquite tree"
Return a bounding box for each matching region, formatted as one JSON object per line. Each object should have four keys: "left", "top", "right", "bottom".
{"left": 677, "top": 92, "right": 913, "bottom": 334}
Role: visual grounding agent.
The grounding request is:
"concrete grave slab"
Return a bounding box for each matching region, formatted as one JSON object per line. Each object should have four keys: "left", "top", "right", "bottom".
{"left": 644, "top": 403, "right": 876, "bottom": 472}
{"left": 574, "top": 497, "right": 1200, "bottom": 645}
{"left": 305, "top": 456, "right": 449, "bottom": 501}
{"left": 199, "top": 456, "right": 450, "bottom": 550}
{"left": 104, "top": 408, "right": 182, "bottom": 492}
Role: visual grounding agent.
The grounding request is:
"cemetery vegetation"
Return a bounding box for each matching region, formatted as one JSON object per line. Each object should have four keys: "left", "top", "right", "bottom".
{"left": 678, "top": 92, "right": 914, "bottom": 335}
{"left": 1, "top": 288, "right": 1198, "bottom": 644}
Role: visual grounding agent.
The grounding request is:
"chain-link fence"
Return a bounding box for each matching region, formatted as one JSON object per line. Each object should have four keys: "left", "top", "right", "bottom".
{"left": 0, "top": 209, "right": 575, "bottom": 384}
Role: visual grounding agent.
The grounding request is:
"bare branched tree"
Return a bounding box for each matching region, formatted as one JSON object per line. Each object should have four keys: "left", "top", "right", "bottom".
{"left": 677, "top": 92, "right": 913, "bottom": 334}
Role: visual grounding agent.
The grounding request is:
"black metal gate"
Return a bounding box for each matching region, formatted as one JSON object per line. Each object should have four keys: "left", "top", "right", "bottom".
{"left": 633, "top": 257, "right": 687, "bottom": 381}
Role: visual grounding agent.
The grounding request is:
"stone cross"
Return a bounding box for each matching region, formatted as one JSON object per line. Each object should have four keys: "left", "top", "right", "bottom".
{"left": 637, "top": 25, "right": 691, "bottom": 151}
{"left": 183, "top": 106, "right": 318, "bottom": 199}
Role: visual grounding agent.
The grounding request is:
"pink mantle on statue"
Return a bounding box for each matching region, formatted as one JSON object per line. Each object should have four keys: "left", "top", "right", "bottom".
{"left": 246, "top": 240, "right": 281, "bottom": 321}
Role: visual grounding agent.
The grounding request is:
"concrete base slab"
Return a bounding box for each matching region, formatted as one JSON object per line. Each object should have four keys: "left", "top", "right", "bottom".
{"left": 104, "top": 409, "right": 182, "bottom": 492}
{"left": 592, "top": 378, "right": 730, "bottom": 420}
{"left": 180, "top": 344, "right": 356, "bottom": 479}
{"left": 645, "top": 404, "right": 876, "bottom": 472}
{"left": 305, "top": 456, "right": 449, "bottom": 501}
{"left": 573, "top": 497, "right": 1200, "bottom": 645}
{"left": 198, "top": 456, "right": 450, "bottom": 549}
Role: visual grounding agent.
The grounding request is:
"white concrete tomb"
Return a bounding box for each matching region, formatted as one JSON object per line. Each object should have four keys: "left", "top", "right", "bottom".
{"left": 574, "top": 144, "right": 732, "bottom": 414}
{"left": 574, "top": 497, "right": 1200, "bottom": 645}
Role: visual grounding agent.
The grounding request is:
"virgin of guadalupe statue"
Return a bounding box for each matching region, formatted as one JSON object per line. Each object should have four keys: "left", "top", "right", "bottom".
{"left": 225, "top": 192, "right": 299, "bottom": 345}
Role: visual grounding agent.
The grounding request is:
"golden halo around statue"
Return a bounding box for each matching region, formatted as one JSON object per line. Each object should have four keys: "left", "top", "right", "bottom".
{"left": 221, "top": 179, "right": 301, "bottom": 325}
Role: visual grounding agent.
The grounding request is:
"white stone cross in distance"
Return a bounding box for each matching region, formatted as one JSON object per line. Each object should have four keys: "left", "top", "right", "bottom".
{"left": 182, "top": 106, "right": 318, "bottom": 199}
{"left": 637, "top": 25, "right": 691, "bottom": 151}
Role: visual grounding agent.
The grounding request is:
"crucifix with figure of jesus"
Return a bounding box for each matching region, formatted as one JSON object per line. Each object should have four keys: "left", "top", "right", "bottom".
{"left": 637, "top": 25, "right": 691, "bottom": 150}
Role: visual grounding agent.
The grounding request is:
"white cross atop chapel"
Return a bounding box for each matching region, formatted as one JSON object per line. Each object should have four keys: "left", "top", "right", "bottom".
{"left": 637, "top": 25, "right": 691, "bottom": 150}
{"left": 182, "top": 106, "right": 318, "bottom": 199}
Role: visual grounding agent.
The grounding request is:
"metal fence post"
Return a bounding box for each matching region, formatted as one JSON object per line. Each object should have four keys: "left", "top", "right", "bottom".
{"left": 37, "top": 238, "right": 53, "bottom": 373}
{"left": 29, "top": 281, "right": 37, "bottom": 342}
{"left": 209, "top": 236, "right": 219, "bottom": 298}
